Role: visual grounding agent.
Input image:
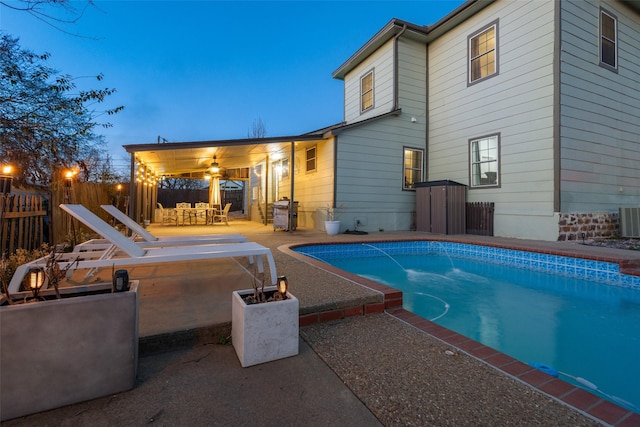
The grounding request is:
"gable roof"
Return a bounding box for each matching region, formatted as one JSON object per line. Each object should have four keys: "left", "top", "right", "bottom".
{"left": 332, "top": 0, "right": 496, "bottom": 80}
{"left": 333, "top": 0, "right": 639, "bottom": 81}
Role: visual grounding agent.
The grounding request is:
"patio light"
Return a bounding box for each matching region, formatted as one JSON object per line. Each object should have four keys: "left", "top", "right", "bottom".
{"left": 277, "top": 276, "right": 288, "bottom": 299}
{"left": 0, "top": 164, "right": 13, "bottom": 194}
{"left": 28, "top": 267, "right": 45, "bottom": 299}
{"left": 210, "top": 155, "right": 220, "bottom": 174}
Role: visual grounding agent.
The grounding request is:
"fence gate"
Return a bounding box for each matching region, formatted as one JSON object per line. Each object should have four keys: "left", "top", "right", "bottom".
{"left": 1, "top": 195, "right": 47, "bottom": 255}
{"left": 466, "top": 202, "right": 494, "bottom": 236}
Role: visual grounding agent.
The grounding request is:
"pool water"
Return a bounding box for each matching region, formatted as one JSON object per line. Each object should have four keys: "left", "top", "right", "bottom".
{"left": 295, "top": 243, "right": 640, "bottom": 412}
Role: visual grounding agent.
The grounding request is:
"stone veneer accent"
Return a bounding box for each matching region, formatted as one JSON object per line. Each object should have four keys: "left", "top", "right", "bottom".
{"left": 557, "top": 212, "right": 619, "bottom": 241}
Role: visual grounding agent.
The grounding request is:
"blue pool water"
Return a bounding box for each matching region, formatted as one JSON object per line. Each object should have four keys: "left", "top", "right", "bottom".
{"left": 294, "top": 241, "right": 640, "bottom": 412}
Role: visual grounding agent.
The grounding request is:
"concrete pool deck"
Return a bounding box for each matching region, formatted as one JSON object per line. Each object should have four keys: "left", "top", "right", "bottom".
{"left": 4, "top": 219, "right": 640, "bottom": 426}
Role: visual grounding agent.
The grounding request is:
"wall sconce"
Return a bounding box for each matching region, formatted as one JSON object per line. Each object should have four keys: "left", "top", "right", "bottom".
{"left": 28, "top": 267, "right": 45, "bottom": 299}
{"left": 277, "top": 276, "right": 288, "bottom": 299}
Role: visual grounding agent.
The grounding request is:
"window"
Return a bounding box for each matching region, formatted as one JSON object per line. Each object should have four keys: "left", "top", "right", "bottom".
{"left": 403, "top": 147, "right": 424, "bottom": 190}
{"left": 469, "top": 134, "right": 499, "bottom": 188}
{"left": 306, "top": 146, "right": 316, "bottom": 173}
{"left": 468, "top": 21, "right": 498, "bottom": 84}
{"left": 360, "top": 70, "right": 374, "bottom": 112}
{"left": 600, "top": 9, "right": 617, "bottom": 70}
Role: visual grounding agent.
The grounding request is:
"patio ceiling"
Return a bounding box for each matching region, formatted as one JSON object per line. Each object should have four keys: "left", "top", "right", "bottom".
{"left": 123, "top": 135, "right": 324, "bottom": 178}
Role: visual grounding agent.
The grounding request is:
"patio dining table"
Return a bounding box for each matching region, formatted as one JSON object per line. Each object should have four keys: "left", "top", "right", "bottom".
{"left": 175, "top": 205, "right": 221, "bottom": 225}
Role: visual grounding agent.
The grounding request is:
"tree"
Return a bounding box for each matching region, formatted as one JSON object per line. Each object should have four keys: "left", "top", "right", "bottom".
{"left": 0, "top": 34, "right": 123, "bottom": 186}
{"left": 247, "top": 117, "right": 267, "bottom": 139}
{"left": 0, "top": 1, "right": 96, "bottom": 36}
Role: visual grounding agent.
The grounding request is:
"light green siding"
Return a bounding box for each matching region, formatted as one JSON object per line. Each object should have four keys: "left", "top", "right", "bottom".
{"left": 343, "top": 40, "right": 394, "bottom": 123}
{"left": 559, "top": 0, "right": 640, "bottom": 212}
{"left": 334, "top": 38, "right": 427, "bottom": 231}
{"left": 428, "top": 0, "right": 557, "bottom": 239}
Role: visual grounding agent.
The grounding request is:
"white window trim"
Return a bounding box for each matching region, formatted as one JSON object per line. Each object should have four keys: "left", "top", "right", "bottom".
{"left": 469, "top": 133, "right": 500, "bottom": 189}
{"left": 360, "top": 69, "right": 374, "bottom": 113}
{"left": 403, "top": 146, "right": 424, "bottom": 190}
{"left": 600, "top": 8, "right": 618, "bottom": 71}
{"left": 467, "top": 20, "right": 499, "bottom": 86}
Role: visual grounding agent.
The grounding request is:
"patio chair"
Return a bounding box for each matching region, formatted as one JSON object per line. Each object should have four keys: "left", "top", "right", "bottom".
{"left": 6, "top": 205, "right": 278, "bottom": 293}
{"left": 212, "top": 203, "right": 232, "bottom": 225}
{"left": 100, "top": 204, "right": 248, "bottom": 246}
{"left": 175, "top": 202, "right": 192, "bottom": 225}
{"left": 157, "top": 202, "right": 178, "bottom": 226}
{"left": 193, "top": 202, "right": 209, "bottom": 225}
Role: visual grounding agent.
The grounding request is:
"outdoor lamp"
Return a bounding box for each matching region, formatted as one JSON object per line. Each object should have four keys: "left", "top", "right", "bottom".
{"left": 277, "top": 276, "right": 288, "bottom": 298}
{"left": 210, "top": 155, "right": 220, "bottom": 174}
{"left": 0, "top": 164, "right": 13, "bottom": 194}
{"left": 28, "top": 267, "right": 45, "bottom": 299}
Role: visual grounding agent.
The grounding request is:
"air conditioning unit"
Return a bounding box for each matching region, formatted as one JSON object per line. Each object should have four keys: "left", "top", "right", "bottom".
{"left": 619, "top": 207, "right": 640, "bottom": 238}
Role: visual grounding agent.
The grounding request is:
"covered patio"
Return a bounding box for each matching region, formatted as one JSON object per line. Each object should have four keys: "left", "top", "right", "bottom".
{"left": 122, "top": 131, "right": 332, "bottom": 230}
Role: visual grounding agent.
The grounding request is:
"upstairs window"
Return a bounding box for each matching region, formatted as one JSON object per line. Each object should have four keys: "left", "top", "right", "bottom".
{"left": 360, "top": 69, "right": 374, "bottom": 112}
{"left": 600, "top": 9, "right": 617, "bottom": 70}
{"left": 468, "top": 21, "right": 498, "bottom": 85}
{"left": 306, "top": 146, "right": 316, "bottom": 173}
{"left": 470, "top": 134, "right": 499, "bottom": 188}
{"left": 403, "top": 147, "right": 424, "bottom": 190}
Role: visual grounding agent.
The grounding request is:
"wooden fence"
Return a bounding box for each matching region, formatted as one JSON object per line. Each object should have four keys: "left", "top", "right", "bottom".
{"left": 50, "top": 182, "right": 112, "bottom": 245}
{"left": 0, "top": 195, "right": 47, "bottom": 255}
{"left": 1, "top": 182, "right": 116, "bottom": 255}
{"left": 466, "top": 202, "right": 495, "bottom": 236}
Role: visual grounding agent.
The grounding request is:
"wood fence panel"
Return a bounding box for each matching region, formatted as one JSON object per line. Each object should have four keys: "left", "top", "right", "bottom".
{"left": 51, "top": 182, "right": 111, "bottom": 245}
{"left": 1, "top": 195, "right": 46, "bottom": 255}
{"left": 466, "top": 202, "right": 495, "bottom": 236}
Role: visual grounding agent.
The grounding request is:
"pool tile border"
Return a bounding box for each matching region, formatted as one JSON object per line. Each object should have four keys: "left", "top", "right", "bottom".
{"left": 388, "top": 307, "right": 640, "bottom": 426}
{"left": 293, "top": 240, "right": 640, "bottom": 289}
{"left": 283, "top": 239, "right": 640, "bottom": 426}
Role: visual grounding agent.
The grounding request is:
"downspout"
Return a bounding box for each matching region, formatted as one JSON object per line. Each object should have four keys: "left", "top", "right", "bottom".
{"left": 332, "top": 135, "right": 338, "bottom": 210}
{"left": 425, "top": 34, "right": 430, "bottom": 182}
{"left": 392, "top": 24, "right": 408, "bottom": 112}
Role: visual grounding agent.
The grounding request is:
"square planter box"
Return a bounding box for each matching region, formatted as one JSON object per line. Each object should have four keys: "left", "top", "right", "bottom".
{"left": 232, "top": 286, "right": 299, "bottom": 367}
{"left": 0, "top": 281, "right": 139, "bottom": 421}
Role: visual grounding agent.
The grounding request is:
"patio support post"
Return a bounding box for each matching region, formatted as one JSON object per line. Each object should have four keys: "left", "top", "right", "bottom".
{"left": 289, "top": 141, "right": 295, "bottom": 230}
{"left": 264, "top": 155, "right": 269, "bottom": 226}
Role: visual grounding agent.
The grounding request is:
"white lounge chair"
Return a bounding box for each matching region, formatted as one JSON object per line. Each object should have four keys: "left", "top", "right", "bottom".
{"left": 7, "top": 205, "right": 278, "bottom": 293}
{"left": 100, "top": 204, "right": 248, "bottom": 246}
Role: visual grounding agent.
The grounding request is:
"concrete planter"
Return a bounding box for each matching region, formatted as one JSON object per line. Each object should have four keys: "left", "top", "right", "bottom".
{"left": 231, "top": 286, "right": 299, "bottom": 367}
{"left": 324, "top": 220, "right": 341, "bottom": 235}
{"left": 0, "top": 282, "right": 139, "bottom": 421}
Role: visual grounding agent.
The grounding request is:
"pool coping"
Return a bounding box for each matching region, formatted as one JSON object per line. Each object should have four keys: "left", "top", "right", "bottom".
{"left": 280, "top": 237, "right": 640, "bottom": 427}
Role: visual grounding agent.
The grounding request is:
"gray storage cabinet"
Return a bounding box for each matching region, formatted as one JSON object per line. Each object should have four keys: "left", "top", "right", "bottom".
{"left": 416, "top": 180, "right": 466, "bottom": 234}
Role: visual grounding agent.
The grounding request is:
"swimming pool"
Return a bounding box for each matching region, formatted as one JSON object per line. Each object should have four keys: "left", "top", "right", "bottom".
{"left": 293, "top": 241, "right": 640, "bottom": 413}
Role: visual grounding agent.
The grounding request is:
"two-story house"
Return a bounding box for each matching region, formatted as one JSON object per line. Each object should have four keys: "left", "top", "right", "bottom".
{"left": 327, "top": 0, "right": 640, "bottom": 240}
{"left": 125, "top": 0, "right": 640, "bottom": 241}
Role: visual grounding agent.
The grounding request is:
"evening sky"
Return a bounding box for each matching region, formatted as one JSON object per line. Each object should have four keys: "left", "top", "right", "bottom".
{"left": 1, "top": 1, "right": 465, "bottom": 170}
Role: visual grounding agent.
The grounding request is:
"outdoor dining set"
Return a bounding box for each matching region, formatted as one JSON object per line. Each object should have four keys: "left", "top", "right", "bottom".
{"left": 157, "top": 202, "right": 232, "bottom": 226}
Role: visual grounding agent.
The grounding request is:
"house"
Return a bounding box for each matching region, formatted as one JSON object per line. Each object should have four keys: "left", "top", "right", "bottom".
{"left": 124, "top": 0, "right": 640, "bottom": 241}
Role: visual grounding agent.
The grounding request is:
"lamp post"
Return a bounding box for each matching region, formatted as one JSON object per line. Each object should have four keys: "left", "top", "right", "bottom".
{"left": 0, "top": 165, "right": 13, "bottom": 194}
{"left": 0, "top": 165, "right": 14, "bottom": 257}
{"left": 63, "top": 169, "right": 77, "bottom": 246}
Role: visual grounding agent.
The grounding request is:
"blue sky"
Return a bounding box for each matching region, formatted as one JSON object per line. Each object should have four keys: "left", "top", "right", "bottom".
{"left": 1, "top": 1, "right": 465, "bottom": 169}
